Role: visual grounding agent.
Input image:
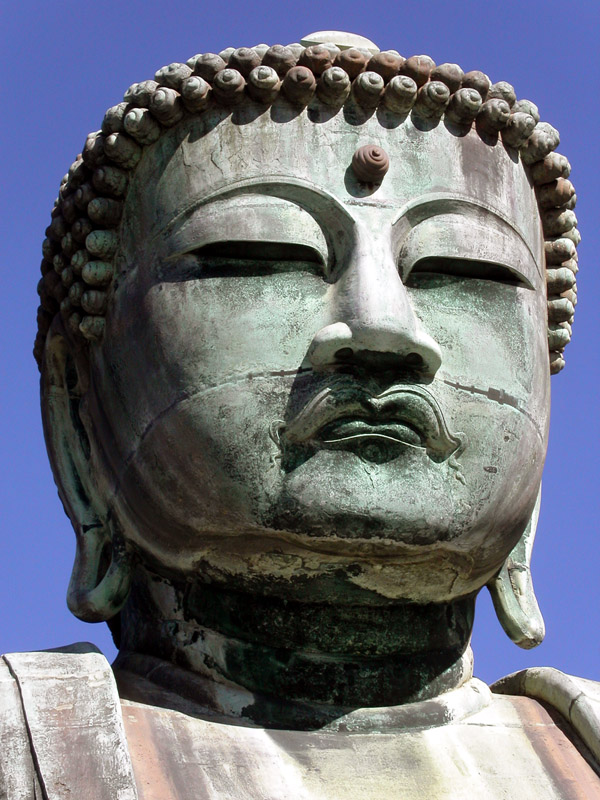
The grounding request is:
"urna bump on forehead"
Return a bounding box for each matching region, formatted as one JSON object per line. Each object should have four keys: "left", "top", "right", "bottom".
{"left": 35, "top": 29, "right": 579, "bottom": 374}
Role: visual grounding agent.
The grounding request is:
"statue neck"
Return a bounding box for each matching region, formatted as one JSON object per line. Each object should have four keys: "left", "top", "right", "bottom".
{"left": 116, "top": 568, "right": 475, "bottom": 728}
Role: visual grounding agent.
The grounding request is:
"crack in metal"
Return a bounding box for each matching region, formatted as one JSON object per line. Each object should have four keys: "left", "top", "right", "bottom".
{"left": 442, "top": 379, "right": 539, "bottom": 429}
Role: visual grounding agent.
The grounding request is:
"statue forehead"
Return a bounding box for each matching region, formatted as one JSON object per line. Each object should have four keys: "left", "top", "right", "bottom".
{"left": 125, "top": 109, "right": 542, "bottom": 255}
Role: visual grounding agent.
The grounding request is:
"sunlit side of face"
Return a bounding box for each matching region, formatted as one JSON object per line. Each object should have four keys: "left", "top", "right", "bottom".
{"left": 88, "top": 102, "right": 550, "bottom": 602}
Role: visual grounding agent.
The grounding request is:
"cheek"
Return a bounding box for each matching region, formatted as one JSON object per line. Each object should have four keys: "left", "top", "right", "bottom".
{"left": 406, "top": 277, "right": 549, "bottom": 545}
{"left": 407, "top": 278, "right": 549, "bottom": 397}
{"left": 109, "top": 380, "right": 295, "bottom": 564}
{"left": 93, "top": 271, "right": 333, "bottom": 561}
{"left": 99, "top": 271, "right": 331, "bottom": 451}
{"left": 142, "top": 272, "right": 332, "bottom": 385}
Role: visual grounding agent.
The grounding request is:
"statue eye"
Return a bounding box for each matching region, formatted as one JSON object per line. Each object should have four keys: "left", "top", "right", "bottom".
{"left": 407, "top": 257, "right": 528, "bottom": 287}
{"left": 189, "top": 240, "right": 326, "bottom": 277}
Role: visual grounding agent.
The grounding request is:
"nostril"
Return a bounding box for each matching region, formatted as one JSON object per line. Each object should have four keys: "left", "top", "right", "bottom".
{"left": 404, "top": 352, "right": 424, "bottom": 368}
{"left": 335, "top": 347, "right": 354, "bottom": 361}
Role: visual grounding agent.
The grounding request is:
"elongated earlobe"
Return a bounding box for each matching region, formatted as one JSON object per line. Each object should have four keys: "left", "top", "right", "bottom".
{"left": 487, "top": 487, "right": 545, "bottom": 649}
{"left": 42, "top": 327, "right": 132, "bottom": 623}
{"left": 67, "top": 523, "right": 132, "bottom": 622}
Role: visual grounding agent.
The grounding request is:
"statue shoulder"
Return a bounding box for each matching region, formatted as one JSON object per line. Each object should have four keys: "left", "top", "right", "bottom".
{"left": 492, "top": 667, "right": 600, "bottom": 765}
{"left": 0, "top": 643, "right": 137, "bottom": 799}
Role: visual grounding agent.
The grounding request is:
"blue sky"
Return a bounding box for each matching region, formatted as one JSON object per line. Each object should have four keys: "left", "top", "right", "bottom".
{"left": 1, "top": 0, "right": 598, "bottom": 686}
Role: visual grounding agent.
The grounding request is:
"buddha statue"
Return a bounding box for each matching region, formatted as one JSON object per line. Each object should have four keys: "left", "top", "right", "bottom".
{"left": 3, "top": 30, "right": 598, "bottom": 799}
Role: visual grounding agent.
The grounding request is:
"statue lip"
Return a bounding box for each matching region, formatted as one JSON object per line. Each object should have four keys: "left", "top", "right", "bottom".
{"left": 319, "top": 418, "right": 424, "bottom": 450}
{"left": 282, "top": 382, "right": 463, "bottom": 462}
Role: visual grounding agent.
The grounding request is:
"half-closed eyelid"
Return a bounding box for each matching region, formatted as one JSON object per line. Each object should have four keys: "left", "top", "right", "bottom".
{"left": 192, "top": 240, "right": 326, "bottom": 265}
{"left": 408, "top": 256, "right": 533, "bottom": 288}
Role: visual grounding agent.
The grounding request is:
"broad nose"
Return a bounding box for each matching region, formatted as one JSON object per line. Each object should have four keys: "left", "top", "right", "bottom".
{"left": 308, "top": 234, "right": 442, "bottom": 376}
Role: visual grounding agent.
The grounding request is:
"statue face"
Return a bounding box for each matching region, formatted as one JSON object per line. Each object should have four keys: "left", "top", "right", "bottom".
{"left": 89, "top": 105, "right": 550, "bottom": 602}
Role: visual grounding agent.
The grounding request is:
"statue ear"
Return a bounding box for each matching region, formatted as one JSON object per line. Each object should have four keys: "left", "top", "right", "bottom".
{"left": 41, "top": 328, "right": 131, "bottom": 622}
{"left": 487, "top": 486, "right": 545, "bottom": 649}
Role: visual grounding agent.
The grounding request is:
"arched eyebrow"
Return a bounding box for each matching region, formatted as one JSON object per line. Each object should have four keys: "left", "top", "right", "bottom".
{"left": 155, "top": 176, "right": 356, "bottom": 243}
{"left": 392, "top": 194, "right": 543, "bottom": 286}
{"left": 392, "top": 194, "right": 540, "bottom": 262}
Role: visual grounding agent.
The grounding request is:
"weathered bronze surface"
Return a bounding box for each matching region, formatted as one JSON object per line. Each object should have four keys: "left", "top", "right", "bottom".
{"left": 5, "top": 29, "right": 595, "bottom": 798}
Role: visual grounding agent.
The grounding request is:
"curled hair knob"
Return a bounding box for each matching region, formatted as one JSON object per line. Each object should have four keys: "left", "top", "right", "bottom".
{"left": 74, "top": 183, "right": 96, "bottom": 211}
{"left": 82, "top": 261, "right": 113, "bottom": 287}
{"left": 86, "top": 230, "right": 118, "bottom": 258}
{"left": 431, "top": 63, "right": 464, "bottom": 93}
{"left": 67, "top": 158, "right": 88, "bottom": 189}
{"left": 60, "top": 232, "right": 77, "bottom": 259}
{"left": 282, "top": 66, "right": 316, "bottom": 105}
{"left": 212, "top": 68, "right": 246, "bottom": 104}
{"left": 61, "top": 196, "right": 78, "bottom": 225}
{"left": 68, "top": 281, "right": 85, "bottom": 306}
{"left": 413, "top": 81, "right": 450, "bottom": 120}
{"left": 502, "top": 112, "right": 536, "bottom": 149}
{"left": 102, "top": 103, "right": 129, "bottom": 135}
{"left": 70, "top": 250, "right": 89, "bottom": 276}
{"left": 367, "top": 51, "right": 402, "bottom": 82}
{"left": 335, "top": 48, "right": 368, "bottom": 79}
{"left": 154, "top": 62, "right": 192, "bottom": 90}
{"left": 318, "top": 67, "right": 351, "bottom": 105}
{"left": 399, "top": 55, "right": 435, "bottom": 87}
{"left": 383, "top": 75, "right": 417, "bottom": 113}
{"left": 298, "top": 45, "right": 334, "bottom": 76}
{"left": 124, "top": 108, "right": 162, "bottom": 146}
{"left": 445, "top": 88, "right": 482, "bottom": 124}
{"left": 513, "top": 99, "right": 539, "bottom": 124}
{"left": 93, "top": 166, "right": 128, "bottom": 197}
{"left": 253, "top": 44, "right": 270, "bottom": 59}
{"left": 228, "top": 47, "right": 261, "bottom": 77}
{"left": 218, "top": 47, "right": 235, "bottom": 63}
{"left": 353, "top": 71, "right": 385, "bottom": 108}
{"left": 104, "top": 133, "right": 142, "bottom": 169}
{"left": 87, "top": 197, "right": 123, "bottom": 226}
{"left": 462, "top": 70, "right": 491, "bottom": 101}
{"left": 489, "top": 81, "right": 516, "bottom": 108}
{"left": 476, "top": 98, "right": 511, "bottom": 134}
{"left": 530, "top": 152, "right": 570, "bottom": 185}
{"left": 537, "top": 178, "right": 575, "bottom": 210}
{"left": 520, "top": 122, "right": 560, "bottom": 165}
{"left": 150, "top": 87, "right": 184, "bottom": 126}
{"left": 247, "top": 66, "right": 281, "bottom": 103}
{"left": 123, "top": 80, "right": 159, "bottom": 108}
{"left": 82, "top": 132, "right": 105, "bottom": 168}
{"left": 71, "top": 217, "right": 93, "bottom": 244}
{"left": 188, "top": 53, "right": 226, "bottom": 82}
{"left": 262, "top": 45, "right": 298, "bottom": 76}
{"left": 181, "top": 76, "right": 210, "bottom": 113}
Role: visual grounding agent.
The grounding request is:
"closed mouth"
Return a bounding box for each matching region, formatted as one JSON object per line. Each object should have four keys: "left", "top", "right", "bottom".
{"left": 320, "top": 418, "right": 424, "bottom": 449}
{"left": 281, "top": 382, "right": 463, "bottom": 463}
